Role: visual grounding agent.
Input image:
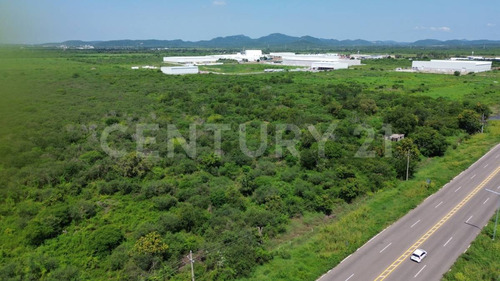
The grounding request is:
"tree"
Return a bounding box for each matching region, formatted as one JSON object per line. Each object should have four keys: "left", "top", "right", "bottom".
{"left": 133, "top": 232, "right": 168, "bottom": 256}
{"left": 394, "top": 138, "right": 420, "bottom": 180}
{"left": 114, "top": 152, "right": 153, "bottom": 178}
{"left": 339, "top": 178, "right": 363, "bottom": 203}
{"left": 300, "top": 148, "right": 318, "bottom": 169}
{"left": 411, "top": 127, "right": 448, "bottom": 157}
{"left": 383, "top": 107, "right": 419, "bottom": 135}
{"left": 358, "top": 98, "right": 378, "bottom": 115}
{"left": 472, "top": 102, "right": 491, "bottom": 119}
{"left": 458, "top": 109, "right": 481, "bottom": 134}
{"left": 132, "top": 231, "right": 168, "bottom": 271}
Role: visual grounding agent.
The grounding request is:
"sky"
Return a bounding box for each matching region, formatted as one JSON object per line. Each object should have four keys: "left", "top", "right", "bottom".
{"left": 0, "top": 0, "right": 499, "bottom": 44}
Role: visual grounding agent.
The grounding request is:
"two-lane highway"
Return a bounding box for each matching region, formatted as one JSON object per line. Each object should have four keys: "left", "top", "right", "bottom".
{"left": 318, "top": 144, "right": 500, "bottom": 281}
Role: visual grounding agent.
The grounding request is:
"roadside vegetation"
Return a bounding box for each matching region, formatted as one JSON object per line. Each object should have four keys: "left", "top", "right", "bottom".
{"left": 0, "top": 47, "right": 498, "bottom": 280}
{"left": 442, "top": 214, "right": 500, "bottom": 281}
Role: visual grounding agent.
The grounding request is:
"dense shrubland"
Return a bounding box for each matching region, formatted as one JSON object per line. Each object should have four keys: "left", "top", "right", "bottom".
{"left": 0, "top": 49, "right": 498, "bottom": 280}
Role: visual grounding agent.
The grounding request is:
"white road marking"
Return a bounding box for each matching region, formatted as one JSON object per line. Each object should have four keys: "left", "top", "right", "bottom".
{"left": 345, "top": 273, "right": 354, "bottom": 281}
{"left": 483, "top": 198, "right": 490, "bottom": 205}
{"left": 443, "top": 236, "right": 453, "bottom": 247}
{"left": 366, "top": 227, "right": 387, "bottom": 244}
{"left": 340, "top": 254, "right": 352, "bottom": 264}
{"left": 484, "top": 164, "right": 489, "bottom": 168}
{"left": 435, "top": 201, "right": 443, "bottom": 208}
{"left": 411, "top": 220, "right": 421, "bottom": 228}
{"left": 464, "top": 245, "right": 471, "bottom": 253}
{"left": 380, "top": 243, "right": 392, "bottom": 253}
{"left": 414, "top": 265, "right": 427, "bottom": 278}
{"left": 455, "top": 186, "right": 462, "bottom": 192}
{"left": 466, "top": 215, "right": 473, "bottom": 223}
{"left": 497, "top": 185, "right": 500, "bottom": 190}
{"left": 470, "top": 174, "right": 476, "bottom": 179}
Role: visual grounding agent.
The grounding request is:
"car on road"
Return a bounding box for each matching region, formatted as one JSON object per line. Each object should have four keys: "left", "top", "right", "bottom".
{"left": 410, "top": 249, "right": 427, "bottom": 263}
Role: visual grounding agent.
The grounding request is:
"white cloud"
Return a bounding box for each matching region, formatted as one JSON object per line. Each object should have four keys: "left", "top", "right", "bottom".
{"left": 429, "top": 26, "right": 451, "bottom": 32}
{"left": 487, "top": 23, "right": 496, "bottom": 27}
{"left": 414, "top": 26, "right": 451, "bottom": 32}
{"left": 213, "top": 1, "right": 226, "bottom": 6}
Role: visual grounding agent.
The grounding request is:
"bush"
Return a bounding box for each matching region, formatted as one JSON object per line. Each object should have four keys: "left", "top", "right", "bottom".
{"left": 133, "top": 232, "right": 168, "bottom": 256}
{"left": 69, "top": 200, "right": 97, "bottom": 222}
{"left": 152, "top": 195, "right": 178, "bottom": 211}
{"left": 109, "top": 245, "right": 130, "bottom": 271}
{"left": 24, "top": 205, "right": 71, "bottom": 246}
{"left": 98, "top": 181, "right": 118, "bottom": 195}
{"left": 141, "top": 181, "right": 174, "bottom": 199}
{"left": 47, "top": 265, "right": 79, "bottom": 281}
{"left": 158, "top": 213, "right": 182, "bottom": 233}
{"left": 25, "top": 218, "right": 58, "bottom": 246}
{"left": 210, "top": 188, "right": 229, "bottom": 208}
{"left": 89, "top": 225, "right": 124, "bottom": 256}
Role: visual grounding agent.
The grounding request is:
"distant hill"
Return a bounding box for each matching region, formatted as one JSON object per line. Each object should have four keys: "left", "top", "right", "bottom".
{"left": 39, "top": 33, "right": 500, "bottom": 49}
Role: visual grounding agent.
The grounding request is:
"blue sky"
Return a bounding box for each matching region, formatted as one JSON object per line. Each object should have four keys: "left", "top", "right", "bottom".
{"left": 1, "top": 0, "right": 499, "bottom": 44}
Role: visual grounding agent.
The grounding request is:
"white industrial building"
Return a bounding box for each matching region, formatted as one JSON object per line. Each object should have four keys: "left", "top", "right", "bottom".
{"left": 411, "top": 60, "right": 492, "bottom": 74}
{"left": 162, "top": 50, "right": 361, "bottom": 72}
{"left": 163, "top": 56, "right": 218, "bottom": 64}
{"left": 269, "top": 52, "right": 296, "bottom": 57}
{"left": 161, "top": 66, "right": 199, "bottom": 75}
{"left": 242, "top": 50, "right": 263, "bottom": 61}
{"left": 163, "top": 50, "right": 263, "bottom": 65}
{"left": 268, "top": 53, "right": 361, "bottom": 68}
{"left": 350, "top": 54, "right": 390, "bottom": 60}
{"left": 311, "top": 62, "right": 349, "bottom": 70}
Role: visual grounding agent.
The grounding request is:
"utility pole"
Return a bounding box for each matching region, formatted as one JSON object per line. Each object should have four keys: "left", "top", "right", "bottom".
{"left": 481, "top": 113, "right": 485, "bottom": 133}
{"left": 187, "top": 250, "right": 195, "bottom": 281}
{"left": 485, "top": 189, "right": 500, "bottom": 240}
{"left": 406, "top": 151, "right": 410, "bottom": 181}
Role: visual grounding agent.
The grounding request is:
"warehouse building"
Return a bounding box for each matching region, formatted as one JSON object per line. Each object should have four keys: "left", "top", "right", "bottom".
{"left": 411, "top": 60, "right": 492, "bottom": 74}
{"left": 242, "top": 50, "right": 263, "bottom": 61}
{"left": 273, "top": 53, "right": 361, "bottom": 67}
{"left": 161, "top": 66, "right": 199, "bottom": 75}
{"left": 163, "top": 56, "right": 218, "bottom": 64}
{"left": 311, "top": 62, "right": 349, "bottom": 70}
{"left": 163, "top": 50, "right": 263, "bottom": 65}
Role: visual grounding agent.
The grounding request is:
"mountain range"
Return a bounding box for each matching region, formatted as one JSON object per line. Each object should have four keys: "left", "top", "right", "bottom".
{"left": 40, "top": 33, "right": 500, "bottom": 49}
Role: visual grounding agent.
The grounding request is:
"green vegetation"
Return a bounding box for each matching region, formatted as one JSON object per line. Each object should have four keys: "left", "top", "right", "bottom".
{"left": 442, "top": 214, "right": 500, "bottom": 281}
{"left": 240, "top": 121, "right": 500, "bottom": 281}
{"left": 0, "top": 48, "right": 499, "bottom": 280}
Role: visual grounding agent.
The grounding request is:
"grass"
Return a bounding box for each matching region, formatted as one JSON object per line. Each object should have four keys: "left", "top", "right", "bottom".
{"left": 442, "top": 214, "right": 500, "bottom": 281}
{"left": 239, "top": 121, "right": 500, "bottom": 281}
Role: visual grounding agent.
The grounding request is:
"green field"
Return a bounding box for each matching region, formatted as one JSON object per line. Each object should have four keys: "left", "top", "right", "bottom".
{"left": 0, "top": 48, "right": 499, "bottom": 280}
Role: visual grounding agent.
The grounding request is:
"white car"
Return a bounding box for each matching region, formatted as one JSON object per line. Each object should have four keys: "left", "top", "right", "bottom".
{"left": 410, "top": 249, "right": 427, "bottom": 263}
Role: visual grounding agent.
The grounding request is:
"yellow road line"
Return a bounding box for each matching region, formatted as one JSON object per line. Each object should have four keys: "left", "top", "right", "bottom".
{"left": 374, "top": 166, "right": 500, "bottom": 281}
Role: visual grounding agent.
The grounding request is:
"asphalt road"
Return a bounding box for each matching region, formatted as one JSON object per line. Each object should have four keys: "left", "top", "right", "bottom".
{"left": 317, "top": 144, "right": 500, "bottom": 281}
